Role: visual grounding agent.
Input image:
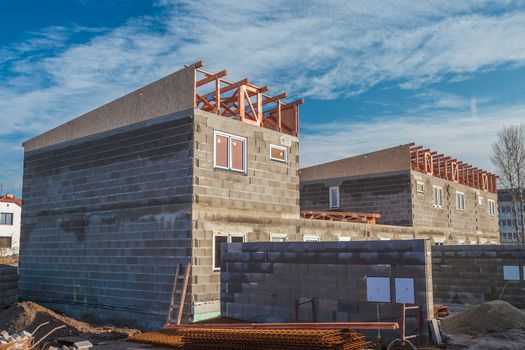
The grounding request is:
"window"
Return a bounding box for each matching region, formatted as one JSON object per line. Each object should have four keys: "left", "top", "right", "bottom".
{"left": 269, "top": 144, "right": 288, "bottom": 163}
{"left": 303, "top": 235, "right": 320, "bottom": 242}
{"left": 433, "top": 186, "right": 443, "bottom": 208}
{"left": 329, "top": 186, "right": 340, "bottom": 209}
{"left": 478, "top": 196, "right": 484, "bottom": 206}
{"left": 455, "top": 192, "right": 465, "bottom": 211}
{"left": 416, "top": 182, "right": 426, "bottom": 193}
{"left": 0, "top": 213, "right": 13, "bottom": 225}
{"left": 213, "top": 233, "right": 245, "bottom": 271}
{"left": 213, "top": 131, "right": 246, "bottom": 173}
{"left": 270, "top": 234, "right": 287, "bottom": 242}
{"left": 488, "top": 199, "right": 496, "bottom": 216}
{"left": 0, "top": 236, "right": 12, "bottom": 248}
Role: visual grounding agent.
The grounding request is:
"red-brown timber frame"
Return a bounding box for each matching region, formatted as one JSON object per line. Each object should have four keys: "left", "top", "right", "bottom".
{"left": 409, "top": 143, "right": 497, "bottom": 193}
{"left": 191, "top": 60, "right": 303, "bottom": 137}
{"left": 300, "top": 210, "right": 381, "bottom": 224}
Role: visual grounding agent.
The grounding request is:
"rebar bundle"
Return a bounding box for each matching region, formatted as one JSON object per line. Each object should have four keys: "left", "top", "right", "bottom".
{"left": 129, "top": 328, "right": 372, "bottom": 350}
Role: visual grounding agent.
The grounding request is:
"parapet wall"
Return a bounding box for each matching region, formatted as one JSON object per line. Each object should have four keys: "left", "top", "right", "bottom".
{"left": 432, "top": 245, "right": 525, "bottom": 308}
{"left": 221, "top": 240, "right": 433, "bottom": 342}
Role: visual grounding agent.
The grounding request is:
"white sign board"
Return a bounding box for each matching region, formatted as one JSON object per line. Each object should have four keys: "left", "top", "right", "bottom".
{"left": 367, "top": 277, "right": 390, "bottom": 302}
{"left": 503, "top": 266, "right": 520, "bottom": 280}
{"left": 395, "top": 278, "right": 415, "bottom": 304}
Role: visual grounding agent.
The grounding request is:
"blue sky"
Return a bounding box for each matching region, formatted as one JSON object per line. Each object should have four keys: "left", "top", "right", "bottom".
{"left": 1, "top": 0, "right": 525, "bottom": 196}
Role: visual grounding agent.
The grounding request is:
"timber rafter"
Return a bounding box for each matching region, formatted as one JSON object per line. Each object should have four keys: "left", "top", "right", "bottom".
{"left": 408, "top": 143, "right": 498, "bottom": 193}
{"left": 191, "top": 60, "right": 303, "bottom": 136}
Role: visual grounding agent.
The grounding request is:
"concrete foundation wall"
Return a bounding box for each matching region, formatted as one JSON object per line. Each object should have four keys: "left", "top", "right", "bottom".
{"left": 411, "top": 172, "right": 499, "bottom": 244}
{"left": 221, "top": 240, "right": 433, "bottom": 342}
{"left": 432, "top": 245, "right": 525, "bottom": 308}
{"left": 300, "top": 171, "right": 413, "bottom": 226}
{"left": 19, "top": 111, "right": 194, "bottom": 330}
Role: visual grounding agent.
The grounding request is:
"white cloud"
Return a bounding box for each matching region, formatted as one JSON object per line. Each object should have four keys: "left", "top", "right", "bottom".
{"left": 2, "top": 0, "right": 525, "bottom": 194}
{"left": 300, "top": 102, "right": 525, "bottom": 171}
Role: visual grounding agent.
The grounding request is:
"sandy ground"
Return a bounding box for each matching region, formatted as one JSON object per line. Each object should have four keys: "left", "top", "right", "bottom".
{"left": 445, "top": 329, "right": 525, "bottom": 350}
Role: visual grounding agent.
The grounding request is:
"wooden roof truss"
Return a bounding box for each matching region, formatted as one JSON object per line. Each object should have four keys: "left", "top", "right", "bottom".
{"left": 192, "top": 61, "right": 303, "bottom": 136}
{"left": 409, "top": 143, "right": 497, "bottom": 193}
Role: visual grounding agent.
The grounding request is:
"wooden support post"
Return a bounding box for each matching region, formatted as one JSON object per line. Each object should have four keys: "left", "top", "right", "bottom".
{"left": 215, "top": 78, "right": 221, "bottom": 115}
{"left": 238, "top": 85, "right": 245, "bottom": 121}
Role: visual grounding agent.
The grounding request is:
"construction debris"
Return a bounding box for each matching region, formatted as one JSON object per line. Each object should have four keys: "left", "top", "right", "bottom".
{"left": 442, "top": 300, "right": 525, "bottom": 335}
{"left": 129, "top": 328, "right": 372, "bottom": 350}
{"left": 433, "top": 304, "right": 450, "bottom": 318}
{"left": 0, "top": 302, "right": 137, "bottom": 347}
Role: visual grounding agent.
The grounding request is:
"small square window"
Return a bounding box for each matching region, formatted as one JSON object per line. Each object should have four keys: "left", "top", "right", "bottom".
{"left": 416, "top": 182, "right": 425, "bottom": 193}
{"left": 270, "top": 234, "right": 287, "bottom": 242}
{"left": 270, "top": 144, "right": 288, "bottom": 163}
{"left": 478, "top": 196, "right": 484, "bottom": 206}
{"left": 329, "top": 186, "right": 340, "bottom": 209}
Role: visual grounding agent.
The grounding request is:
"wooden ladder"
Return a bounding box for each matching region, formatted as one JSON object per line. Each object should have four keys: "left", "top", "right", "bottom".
{"left": 166, "top": 262, "right": 192, "bottom": 325}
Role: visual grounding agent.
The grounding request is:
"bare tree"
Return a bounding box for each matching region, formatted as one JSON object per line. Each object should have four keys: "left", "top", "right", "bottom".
{"left": 491, "top": 124, "right": 525, "bottom": 243}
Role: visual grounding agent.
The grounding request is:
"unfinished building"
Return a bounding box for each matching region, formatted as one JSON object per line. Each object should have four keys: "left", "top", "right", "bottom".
{"left": 19, "top": 61, "right": 499, "bottom": 330}
{"left": 300, "top": 144, "right": 500, "bottom": 244}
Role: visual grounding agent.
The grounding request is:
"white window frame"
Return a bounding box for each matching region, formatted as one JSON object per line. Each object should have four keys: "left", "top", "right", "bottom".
{"left": 416, "top": 181, "right": 426, "bottom": 194}
{"left": 488, "top": 199, "right": 496, "bottom": 216}
{"left": 303, "top": 235, "right": 320, "bottom": 242}
{"left": 213, "top": 130, "right": 247, "bottom": 173}
{"left": 270, "top": 233, "right": 288, "bottom": 242}
{"left": 0, "top": 212, "right": 13, "bottom": 225}
{"left": 478, "top": 196, "right": 484, "bottom": 206}
{"left": 338, "top": 236, "right": 352, "bottom": 241}
{"left": 212, "top": 232, "right": 246, "bottom": 272}
{"left": 433, "top": 186, "right": 443, "bottom": 208}
{"left": 455, "top": 192, "right": 465, "bottom": 211}
{"left": 269, "top": 144, "right": 288, "bottom": 163}
{"left": 329, "top": 186, "right": 340, "bottom": 209}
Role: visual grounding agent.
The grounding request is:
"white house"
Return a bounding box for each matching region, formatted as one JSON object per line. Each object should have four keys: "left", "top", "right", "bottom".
{"left": 0, "top": 194, "right": 22, "bottom": 256}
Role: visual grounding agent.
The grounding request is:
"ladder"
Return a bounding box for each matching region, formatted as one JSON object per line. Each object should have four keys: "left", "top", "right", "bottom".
{"left": 166, "top": 262, "right": 192, "bottom": 325}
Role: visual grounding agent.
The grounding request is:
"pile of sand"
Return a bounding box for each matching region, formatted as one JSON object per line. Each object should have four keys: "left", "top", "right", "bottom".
{"left": 442, "top": 300, "right": 525, "bottom": 335}
{"left": 0, "top": 302, "right": 136, "bottom": 343}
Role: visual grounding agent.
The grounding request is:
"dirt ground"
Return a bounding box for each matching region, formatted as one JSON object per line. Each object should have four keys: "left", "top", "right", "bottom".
{"left": 441, "top": 301, "right": 525, "bottom": 350}
{"left": 0, "top": 302, "right": 138, "bottom": 349}
{"left": 3, "top": 300, "right": 525, "bottom": 349}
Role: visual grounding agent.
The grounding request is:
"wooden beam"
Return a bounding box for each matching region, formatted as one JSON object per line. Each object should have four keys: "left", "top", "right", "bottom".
{"left": 196, "top": 70, "right": 227, "bottom": 87}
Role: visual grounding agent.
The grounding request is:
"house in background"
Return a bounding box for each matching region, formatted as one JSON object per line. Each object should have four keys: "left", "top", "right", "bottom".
{"left": 0, "top": 194, "right": 22, "bottom": 256}
{"left": 300, "top": 144, "right": 500, "bottom": 245}
{"left": 498, "top": 189, "right": 524, "bottom": 244}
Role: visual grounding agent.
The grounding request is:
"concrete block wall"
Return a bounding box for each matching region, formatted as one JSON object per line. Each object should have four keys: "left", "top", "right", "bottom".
{"left": 221, "top": 240, "right": 433, "bottom": 342}
{"left": 190, "top": 110, "right": 300, "bottom": 317}
{"left": 19, "top": 111, "right": 194, "bottom": 330}
{"left": 300, "top": 171, "right": 413, "bottom": 226}
{"left": 411, "top": 172, "right": 499, "bottom": 244}
{"left": 432, "top": 245, "right": 525, "bottom": 308}
{"left": 0, "top": 265, "right": 18, "bottom": 306}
